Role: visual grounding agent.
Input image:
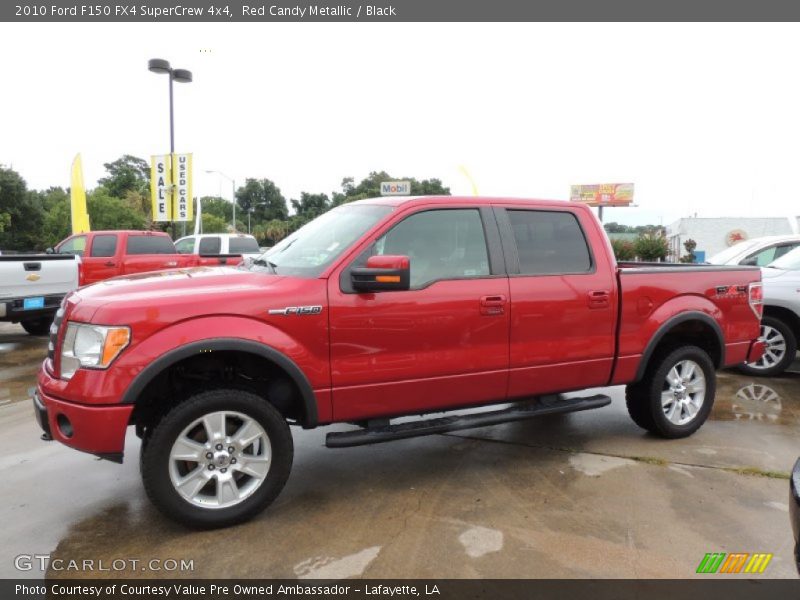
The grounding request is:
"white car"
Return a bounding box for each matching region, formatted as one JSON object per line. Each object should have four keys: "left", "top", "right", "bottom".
{"left": 739, "top": 246, "right": 800, "bottom": 376}
{"left": 707, "top": 234, "right": 800, "bottom": 267}
{"left": 174, "top": 233, "right": 262, "bottom": 260}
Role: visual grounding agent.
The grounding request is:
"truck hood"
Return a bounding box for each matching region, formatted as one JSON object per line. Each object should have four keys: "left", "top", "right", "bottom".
{"left": 760, "top": 267, "right": 798, "bottom": 281}
{"left": 70, "top": 266, "right": 286, "bottom": 322}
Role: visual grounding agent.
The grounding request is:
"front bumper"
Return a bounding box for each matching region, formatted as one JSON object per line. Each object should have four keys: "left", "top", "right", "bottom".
{"left": 32, "top": 382, "right": 133, "bottom": 463}
{"left": 791, "top": 458, "right": 800, "bottom": 575}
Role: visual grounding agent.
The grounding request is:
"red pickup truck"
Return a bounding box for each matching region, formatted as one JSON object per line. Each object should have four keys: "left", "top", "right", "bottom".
{"left": 33, "top": 197, "right": 764, "bottom": 528}
{"left": 54, "top": 230, "right": 242, "bottom": 285}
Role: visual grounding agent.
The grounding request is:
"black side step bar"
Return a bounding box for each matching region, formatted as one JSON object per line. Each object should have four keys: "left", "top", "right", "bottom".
{"left": 325, "top": 394, "right": 611, "bottom": 448}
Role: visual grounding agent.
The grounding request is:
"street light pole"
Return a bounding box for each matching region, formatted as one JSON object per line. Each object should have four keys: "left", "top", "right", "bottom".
{"left": 206, "top": 170, "right": 236, "bottom": 232}
{"left": 148, "top": 58, "right": 192, "bottom": 239}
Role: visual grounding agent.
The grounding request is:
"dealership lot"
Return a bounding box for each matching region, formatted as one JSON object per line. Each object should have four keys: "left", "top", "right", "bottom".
{"left": 0, "top": 321, "right": 796, "bottom": 579}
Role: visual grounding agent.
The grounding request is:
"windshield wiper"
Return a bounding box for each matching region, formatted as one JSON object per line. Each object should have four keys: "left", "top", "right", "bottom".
{"left": 251, "top": 258, "right": 278, "bottom": 274}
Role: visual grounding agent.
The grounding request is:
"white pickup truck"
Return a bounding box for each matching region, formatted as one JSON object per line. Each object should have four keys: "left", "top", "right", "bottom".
{"left": 0, "top": 254, "right": 80, "bottom": 335}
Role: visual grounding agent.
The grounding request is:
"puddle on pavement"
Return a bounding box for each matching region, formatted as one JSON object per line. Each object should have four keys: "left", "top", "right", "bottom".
{"left": 0, "top": 326, "right": 48, "bottom": 407}
{"left": 711, "top": 379, "right": 799, "bottom": 425}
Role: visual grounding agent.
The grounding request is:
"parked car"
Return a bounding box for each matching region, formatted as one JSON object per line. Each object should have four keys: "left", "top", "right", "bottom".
{"left": 0, "top": 253, "right": 80, "bottom": 335}
{"left": 175, "top": 233, "right": 261, "bottom": 260}
{"left": 739, "top": 246, "right": 800, "bottom": 376}
{"left": 54, "top": 230, "right": 244, "bottom": 286}
{"left": 791, "top": 458, "right": 799, "bottom": 574}
{"left": 33, "top": 197, "right": 764, "bottom": 528}
{"left": 707, "top": 235, "right": 800, "bottom": 267}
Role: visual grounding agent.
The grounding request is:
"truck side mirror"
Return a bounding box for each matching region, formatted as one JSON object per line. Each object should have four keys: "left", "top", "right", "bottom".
{"left": 351, "top": 255, "right": 411, "bottom": 292}
{"left": 45, "top": 247, "right": 54, "bottom": 254}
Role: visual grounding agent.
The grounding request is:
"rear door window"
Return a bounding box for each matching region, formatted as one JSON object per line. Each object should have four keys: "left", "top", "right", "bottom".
{"left": 198, "top": 237, "right": 222, "bottom": 254}
{"left": 506, "top": 210, "right": 593, "bottom": 275}
{"left": 89, "top": 234, "right": 117, "bottom": 257}
{"left": 126, "top": 235, "right": 176, "bottom": 255}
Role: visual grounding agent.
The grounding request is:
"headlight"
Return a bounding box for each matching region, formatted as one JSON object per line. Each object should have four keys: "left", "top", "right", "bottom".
{"left": 60, "top": 323, "right": 130, "bottom": 380}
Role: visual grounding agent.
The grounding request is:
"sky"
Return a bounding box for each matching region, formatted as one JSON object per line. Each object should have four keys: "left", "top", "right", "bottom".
{"left": 2, "top": 22, "right": 800, "bottom": 227}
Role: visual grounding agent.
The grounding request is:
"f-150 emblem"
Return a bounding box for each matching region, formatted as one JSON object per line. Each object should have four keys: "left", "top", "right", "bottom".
{"left": 268, "top": 306, "right": 323, "bottom": 316}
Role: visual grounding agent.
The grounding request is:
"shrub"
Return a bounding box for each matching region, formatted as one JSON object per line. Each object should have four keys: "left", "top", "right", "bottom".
{"left": 610, "top": 238, "right": 636, "bottom": 261}
{"left": 634, "top": 233, "right": 670, "bottom": 262}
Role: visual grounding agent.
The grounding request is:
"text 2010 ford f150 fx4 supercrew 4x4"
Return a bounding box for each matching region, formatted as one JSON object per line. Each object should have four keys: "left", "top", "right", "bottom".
{"left": 33, "top": 197, "right": 765, "bottom": 528}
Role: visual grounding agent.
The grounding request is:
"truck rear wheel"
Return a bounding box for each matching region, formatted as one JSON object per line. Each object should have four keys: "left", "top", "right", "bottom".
{"left": 21, "top": 317, "right": 51, "bottom": 336}
{"left": 738, "top": 316, "right": 796, "bottom": 377}
{"left": 141, "top": 389, "right": 293, "bottom": 528}
{"left": 625, "top": 345, "right": 716, "bottom": 439}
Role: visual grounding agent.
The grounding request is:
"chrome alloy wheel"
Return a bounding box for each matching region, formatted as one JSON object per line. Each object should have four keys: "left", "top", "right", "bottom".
{"left": 168, "top": 411, "right": 272, "bottom": 509}
{"left": 752, "top": 324, "right": 787, "bottom": 370}
{"left": 661, "top": 359, "right": 706, "bottom": 425}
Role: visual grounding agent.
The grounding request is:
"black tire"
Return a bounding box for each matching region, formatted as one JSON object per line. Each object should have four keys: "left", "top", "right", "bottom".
{"left": 625, "top": 345, "right": 716, "bottom": 439}
{"left": 141, "top": 389, "right": 293, "bottom": 529}
{"left": 738, "top": 316, "right": 797, "bottom": 377}
{"left": 21, "top": 317, "right": 52, "bottom": 336}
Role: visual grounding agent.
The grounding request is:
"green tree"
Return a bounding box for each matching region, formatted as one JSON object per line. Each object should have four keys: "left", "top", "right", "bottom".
{"left": 236, "top": 179, "right": 288, "bottom": 223}
{"left": 198, "top": 196, "right": 233, "bottom": 222}
{"left": 98, "top": 155, "right": 150, "bottom": 198}
{"left": 201, "top": 213, "right": 229, "bottom": 234}
{"left": 331, "top": 171, "right": 450, "bottom": 205}
{"left": 610, "top": 238, "right": 636, "bottom": 261}
{"left": 680, "top": 238, "right": 697, "bottom": 263}
{"left": 634, "top": 233, "right": 670, "bottom": 262}
{"left": 0, "top": 167, "right": 44, "bottom": 251}
{"left": 86, "top": 188, "right": 147, "bottom": 231}
{"left": 291, "top": 192, "right": 330, "bottom": 221}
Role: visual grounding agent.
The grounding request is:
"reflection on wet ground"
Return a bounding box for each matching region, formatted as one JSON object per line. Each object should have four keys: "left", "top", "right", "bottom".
{"left": 0, "top": 324, "right": 44, "bottom": 408}
{"left": 0, "top": 322, "right": 798, "bottom": 579}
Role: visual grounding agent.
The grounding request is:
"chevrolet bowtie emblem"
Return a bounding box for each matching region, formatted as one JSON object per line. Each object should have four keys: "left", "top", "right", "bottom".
{"left": 26, "top": 274, "right": 41, "bottom": 282}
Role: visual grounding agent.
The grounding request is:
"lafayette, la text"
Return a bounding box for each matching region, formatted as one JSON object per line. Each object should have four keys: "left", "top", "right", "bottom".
{"left": 243, "top": 4, "right": 397, "bottom": 17}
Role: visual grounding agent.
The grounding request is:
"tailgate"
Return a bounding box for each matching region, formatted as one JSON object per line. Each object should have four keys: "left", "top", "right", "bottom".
{"left": 0, "top": 255, "right": 79, "bottom": 298}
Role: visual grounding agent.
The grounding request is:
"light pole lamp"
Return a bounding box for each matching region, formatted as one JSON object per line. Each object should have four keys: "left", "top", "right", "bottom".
{"left": 148, "top": 58, "right": 192, "bottom": 236}
{"left": 206, "top": 170, "right": 236, "bottom": 231}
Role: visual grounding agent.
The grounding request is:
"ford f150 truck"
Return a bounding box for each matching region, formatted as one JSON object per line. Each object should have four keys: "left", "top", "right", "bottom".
{"left": 54, "top": 230, "right": 244, "bottom": 285}
{"left": 33, "top": 197, "right": 765, "bottom": 528}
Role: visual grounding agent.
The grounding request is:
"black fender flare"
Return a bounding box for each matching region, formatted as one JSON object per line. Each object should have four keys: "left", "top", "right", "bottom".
{"left": 121, "top": 338, "right": 318, "bottom": 428}
{"left": 634, "top": 311, "right": 725, "bottom": 382}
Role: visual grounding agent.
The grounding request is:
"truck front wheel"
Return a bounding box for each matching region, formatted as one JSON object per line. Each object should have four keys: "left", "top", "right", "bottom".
{"left": 625, "top": 345, "right": 716, "bottom": 439}
{"left": 141, "top": 389, "right": 293, "bottom": 528}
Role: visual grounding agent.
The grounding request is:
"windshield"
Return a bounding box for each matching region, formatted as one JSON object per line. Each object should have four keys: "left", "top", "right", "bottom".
{"left": 250, "top": 204, "right": 393, "bottom": 277}
{"left": 706, "top": 239, "right": 759, "bottom": 265}
{"left": 766, "top": 245, "right": 800, "bottom": 270}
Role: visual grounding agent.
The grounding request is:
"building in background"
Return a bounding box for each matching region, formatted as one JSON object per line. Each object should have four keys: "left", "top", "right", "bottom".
{"left": 666, "top": 217, "right": 800, "bottom": 262}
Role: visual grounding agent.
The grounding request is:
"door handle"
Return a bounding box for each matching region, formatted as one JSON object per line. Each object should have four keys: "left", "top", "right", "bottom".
{"left": 164, "top": 261, "right": 178, "bottom": 267}
{"left": 587, "top": 290, "right": 610, "bottom": 309}
{"left": 480, "top": 295, "right": 506, "bottom": 316}
{"left": 104, "top": 261, "right": 116, "bottom": 267}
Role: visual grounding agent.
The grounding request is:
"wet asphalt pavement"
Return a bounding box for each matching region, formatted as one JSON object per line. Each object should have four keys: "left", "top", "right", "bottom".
{"left": 0, "top": 321, "right": 797, "bottom": 579}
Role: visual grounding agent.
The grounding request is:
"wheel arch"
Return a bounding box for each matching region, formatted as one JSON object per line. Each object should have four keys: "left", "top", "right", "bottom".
{"left": 763, "top": 305, "right": 800, "bottom": 342}
{"left": 633, "top": 311, "right": 725, "bottom": 382}
{"left": 123, "top": 338, "right": 319, "bottom": 429}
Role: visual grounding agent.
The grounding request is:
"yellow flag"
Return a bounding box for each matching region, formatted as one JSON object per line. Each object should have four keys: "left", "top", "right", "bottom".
{"left": 70, "top": 154, "right": 91, "bottom": 233}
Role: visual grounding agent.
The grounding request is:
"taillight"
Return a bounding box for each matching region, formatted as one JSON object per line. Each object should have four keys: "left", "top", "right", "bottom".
{"left": 748, "top": 282, "right": 763, "bottom": 320}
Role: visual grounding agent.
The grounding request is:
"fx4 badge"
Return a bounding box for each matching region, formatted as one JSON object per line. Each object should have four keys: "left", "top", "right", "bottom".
{"left": 268, "top": 306, "right": 323, "bottom": 316}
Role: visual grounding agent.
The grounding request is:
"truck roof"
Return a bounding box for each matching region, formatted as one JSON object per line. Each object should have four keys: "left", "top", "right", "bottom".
{"left": 352, "top": 195, "right": 576, "bottom": 209}
{"left": 71, "top": 230, "right": 171, "bottom": 236}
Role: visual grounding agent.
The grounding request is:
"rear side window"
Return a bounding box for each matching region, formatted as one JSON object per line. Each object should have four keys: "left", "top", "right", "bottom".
{"left": 743, "top": 242, "right": 800, "bottom": 266}
{"left": 198, "top": 237, "right": 222, "bottom": 254}
{"left": 90, "top": 234, "right": 117, "bottom": 257}
{"left": 507, "top": 210, "right": 592, "bottom": 275}
{"left": 126, "top": 235, "right": 176, "bottom": 255}
{"left": 229, "top": 237, "right": 260, "bottom": 253}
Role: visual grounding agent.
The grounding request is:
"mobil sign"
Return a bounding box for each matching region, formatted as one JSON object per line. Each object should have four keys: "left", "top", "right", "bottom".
{"left": 380, "top": 181, "right": 411, "bottom": 196}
